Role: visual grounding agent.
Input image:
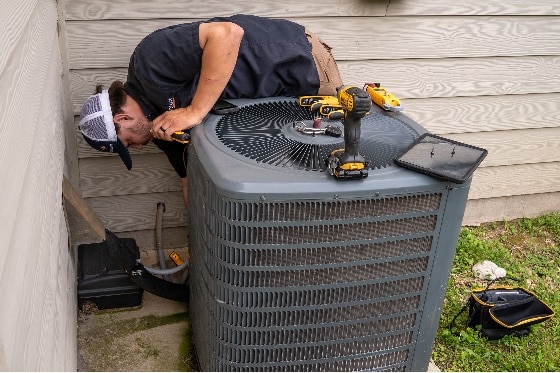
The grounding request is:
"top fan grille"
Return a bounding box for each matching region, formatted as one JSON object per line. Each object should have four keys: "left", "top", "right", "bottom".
{"left": 215, "top": 100, "right": 419, "bottom": 171}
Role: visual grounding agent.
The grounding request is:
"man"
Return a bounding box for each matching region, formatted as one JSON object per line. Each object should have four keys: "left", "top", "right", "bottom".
{"left": 79, "top": 14, "right": 343, "bottom": 205}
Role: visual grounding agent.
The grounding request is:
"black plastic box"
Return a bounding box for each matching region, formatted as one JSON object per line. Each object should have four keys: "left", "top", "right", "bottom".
{"left": 78, "top": 237, "right": 143, "bottom": 310}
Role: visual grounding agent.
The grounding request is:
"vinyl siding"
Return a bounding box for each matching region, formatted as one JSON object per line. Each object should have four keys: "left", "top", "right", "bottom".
{"left": 0, "top": 0, "right": 76, "bottom": 370}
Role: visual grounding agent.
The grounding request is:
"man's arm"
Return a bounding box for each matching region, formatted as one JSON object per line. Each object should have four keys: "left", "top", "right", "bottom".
{"left": 152, "top": 22, "right": 244, "bottom": 140}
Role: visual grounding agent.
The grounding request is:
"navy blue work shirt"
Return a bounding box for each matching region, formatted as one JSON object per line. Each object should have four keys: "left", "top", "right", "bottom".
{"left": 124, "top": 14, "right": 320, "bottom": 177}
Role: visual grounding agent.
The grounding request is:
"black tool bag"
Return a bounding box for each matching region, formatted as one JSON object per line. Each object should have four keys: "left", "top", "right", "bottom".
{"left": 451, "top": 284, "right": 555, "bottom": 340}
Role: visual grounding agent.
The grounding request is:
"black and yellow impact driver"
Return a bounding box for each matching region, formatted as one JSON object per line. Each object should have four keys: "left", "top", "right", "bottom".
{"left": 327, "top": 85, "right": 372, "bottom": 179}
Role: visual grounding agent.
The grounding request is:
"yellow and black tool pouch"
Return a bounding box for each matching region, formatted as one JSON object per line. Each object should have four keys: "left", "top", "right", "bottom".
{"left": 452, "top": 285, "right": 554, "bottom": 340}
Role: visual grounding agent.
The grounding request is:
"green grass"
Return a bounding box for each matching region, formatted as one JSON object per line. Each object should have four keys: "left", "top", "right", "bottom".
{"left": 432, "top": 212, "right": 560, "bottom": 371}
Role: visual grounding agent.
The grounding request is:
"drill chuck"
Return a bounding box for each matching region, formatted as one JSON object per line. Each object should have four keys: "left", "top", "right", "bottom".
{"left": 337, "top": 86, "right": 372, "bottom": 118}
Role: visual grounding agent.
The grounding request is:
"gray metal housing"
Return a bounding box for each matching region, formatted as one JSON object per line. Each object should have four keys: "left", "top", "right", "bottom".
{"left": 188, "top": 98, "right": 470, "bottom": 371}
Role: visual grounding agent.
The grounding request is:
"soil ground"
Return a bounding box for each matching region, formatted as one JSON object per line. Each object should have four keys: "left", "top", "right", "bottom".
{"left": 77, "top": 292, "right": 191, "bottom": 372}
{"left": 77, "top": 247, "right": 195, "bottom": 372}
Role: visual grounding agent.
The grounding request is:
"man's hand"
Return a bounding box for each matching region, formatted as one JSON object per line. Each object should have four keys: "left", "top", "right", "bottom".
{"left": 152, "top": 107, "right": 203, "bottom": 141}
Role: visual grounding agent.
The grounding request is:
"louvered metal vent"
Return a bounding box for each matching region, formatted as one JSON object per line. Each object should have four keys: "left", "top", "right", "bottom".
{"left": 188, "top": 98, "right": 471, "bottom": 371}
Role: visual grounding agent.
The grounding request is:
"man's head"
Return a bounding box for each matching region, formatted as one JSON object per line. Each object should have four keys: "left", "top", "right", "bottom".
{"left": 78, "top": 81, "right": 153, "bottom": 170}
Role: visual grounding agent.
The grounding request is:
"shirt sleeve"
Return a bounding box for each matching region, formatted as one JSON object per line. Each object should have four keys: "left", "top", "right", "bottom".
{"left": 129, "top": 21, "right": 203, "bottom": 110}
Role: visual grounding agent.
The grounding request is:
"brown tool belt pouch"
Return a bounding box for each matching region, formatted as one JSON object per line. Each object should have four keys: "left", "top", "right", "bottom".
{"left": 467, "top": 287, "right": 554, "bottom": 340}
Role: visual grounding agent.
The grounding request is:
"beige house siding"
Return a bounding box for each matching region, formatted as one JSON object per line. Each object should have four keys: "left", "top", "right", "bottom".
{"left": 0, "top": 0, "right": 557, "bottom": 369}
{"left": 63, "top": 0, "right": 560, "bottom": 247}
{"left": 0, "top": 0, "right": 76, "bottom": 371}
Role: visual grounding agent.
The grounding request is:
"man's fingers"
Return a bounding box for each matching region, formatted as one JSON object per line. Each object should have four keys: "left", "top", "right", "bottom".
{"left": 152, "top": 113, "right": 173, "bottom": 140}
{"left": 152, "top": 108, "right": 200, "bottom": 141}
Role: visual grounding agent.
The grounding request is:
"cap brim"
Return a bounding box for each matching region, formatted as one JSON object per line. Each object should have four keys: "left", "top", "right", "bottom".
{"left": 82, "top": 135, "right": 133, "bottom": 170}
{"left": 115, "top": 138, "right": 133, "bottom": 170}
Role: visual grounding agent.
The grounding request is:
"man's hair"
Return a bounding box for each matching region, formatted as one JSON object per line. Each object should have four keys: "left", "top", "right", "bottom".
{"left": 95, "top": 81, "right": 127, "bottom": 116}
{"left": 95, "top": 81, "right": 127, "bottom": 133}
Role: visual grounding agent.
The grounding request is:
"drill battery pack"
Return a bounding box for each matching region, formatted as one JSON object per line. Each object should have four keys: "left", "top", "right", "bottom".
{"left": 77, "top": 237, "right": 143, "bottom": 310}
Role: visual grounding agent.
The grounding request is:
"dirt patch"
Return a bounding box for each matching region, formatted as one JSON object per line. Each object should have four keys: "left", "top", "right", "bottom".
{"left": 77, "top": 291, "right": 191, "bottom": 371}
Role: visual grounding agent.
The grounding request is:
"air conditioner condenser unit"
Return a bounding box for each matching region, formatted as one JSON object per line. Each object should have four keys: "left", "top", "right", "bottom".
{"left": 187, "top": 98, "right": 471, "bottom": 371}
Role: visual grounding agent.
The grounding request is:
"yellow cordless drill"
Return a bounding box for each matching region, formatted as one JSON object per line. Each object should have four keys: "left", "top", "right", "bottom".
{"left": 327, "top": 85, "right": 372, "bottom": 179}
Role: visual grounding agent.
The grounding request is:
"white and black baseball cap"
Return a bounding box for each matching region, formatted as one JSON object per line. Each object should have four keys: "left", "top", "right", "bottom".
{"left": 78, "top": 89, "right": 132, "bottom": 170}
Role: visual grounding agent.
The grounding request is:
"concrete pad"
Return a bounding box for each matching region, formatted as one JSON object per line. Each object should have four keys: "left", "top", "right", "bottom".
{"left": 429, "top": 360, "right": 441, "bottom": 371}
